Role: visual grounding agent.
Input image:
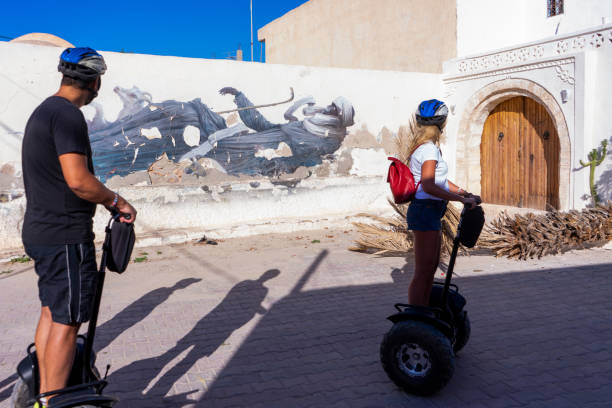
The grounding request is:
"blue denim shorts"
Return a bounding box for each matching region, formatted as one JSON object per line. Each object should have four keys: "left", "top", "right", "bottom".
{"left": 407, "top": 199, "right": 448, "bottom": 231}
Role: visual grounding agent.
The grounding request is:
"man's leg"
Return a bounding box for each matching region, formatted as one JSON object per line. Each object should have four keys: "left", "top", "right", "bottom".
{"left": 43, "top": 322, "right": 79, "bottom": 395}
{"left": 34, "top": 307, "right": 52, "bottom": 393}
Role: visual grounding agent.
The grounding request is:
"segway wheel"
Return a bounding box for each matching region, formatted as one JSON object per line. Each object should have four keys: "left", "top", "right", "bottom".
{"left": 380, "top": 320, "right": 455, "bottom": 396}
{"left": 10, "top": 378, "right": 33, "bottom": 408}
{"left": 453, "top": 311, "right": 471, "bottom": 354}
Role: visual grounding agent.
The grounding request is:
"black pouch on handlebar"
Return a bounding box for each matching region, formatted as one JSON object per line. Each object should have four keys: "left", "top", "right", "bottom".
{"left": 458, "top": 206, "right": 485, "bottom": 248}
{"left": 105, "top": 218, "right": 135, "bottom": 273}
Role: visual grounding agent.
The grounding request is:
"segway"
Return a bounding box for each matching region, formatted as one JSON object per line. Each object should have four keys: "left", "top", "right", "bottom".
{"left": 11, "top": 212, "right": 135, "bottom": 408}
{"left": 380, "top": 201, "right": 484, "bottom": 396}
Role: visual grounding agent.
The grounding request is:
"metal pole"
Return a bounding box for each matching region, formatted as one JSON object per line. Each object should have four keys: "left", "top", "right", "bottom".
{"left": 250, "top": 0, "right": 254, "bottom": 62}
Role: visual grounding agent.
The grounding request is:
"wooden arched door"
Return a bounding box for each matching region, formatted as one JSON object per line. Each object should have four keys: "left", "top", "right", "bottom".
{"left": 481, "top": 96, "right": 560, "bottom": 210}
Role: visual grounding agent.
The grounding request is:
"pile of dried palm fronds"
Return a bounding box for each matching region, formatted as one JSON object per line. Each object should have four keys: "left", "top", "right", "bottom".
{"left": 349, "top": 200, "right": 463, "bottom": 257}
{"left": 479, "top": 203, "right": 612, "bottom": 260}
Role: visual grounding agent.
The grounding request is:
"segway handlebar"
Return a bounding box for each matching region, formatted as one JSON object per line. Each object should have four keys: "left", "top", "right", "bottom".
{"left": 461, "top": 194, "right": 482, "bottom": 214}
{"left": 109, "top": 209, "right": 131, "bottom": 221}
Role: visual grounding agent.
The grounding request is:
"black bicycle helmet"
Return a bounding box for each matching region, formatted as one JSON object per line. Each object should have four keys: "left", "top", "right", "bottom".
{"left": 58, "top": 47, "right": 107, "bottom": 82}
{"left": 415, "top": 99, "right": 448, "bottom": 130}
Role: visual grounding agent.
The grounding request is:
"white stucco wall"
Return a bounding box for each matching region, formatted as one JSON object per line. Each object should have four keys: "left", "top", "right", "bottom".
{"left": 588, "top": 50, "right": 612, "bottom": 203}
{"left": 0, "top": 42, "right": 443, "bottom": 250}
{"left": 457, "top": 0, "right": 612, "bottom": 57}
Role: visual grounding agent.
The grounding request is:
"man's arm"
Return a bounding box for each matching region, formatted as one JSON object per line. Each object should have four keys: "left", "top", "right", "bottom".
{"left": 59, "top": 153, "right": 137, "bottom": 222}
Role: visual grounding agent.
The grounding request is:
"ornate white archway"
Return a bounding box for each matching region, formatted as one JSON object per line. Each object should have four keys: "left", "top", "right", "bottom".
{"left": 455, "top": 78, "right": 571, "bottom": 210}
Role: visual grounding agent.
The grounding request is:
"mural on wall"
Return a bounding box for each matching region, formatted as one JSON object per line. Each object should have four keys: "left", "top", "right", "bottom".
{"left": 88, "top": 86, "right": 355, "bottom": 182}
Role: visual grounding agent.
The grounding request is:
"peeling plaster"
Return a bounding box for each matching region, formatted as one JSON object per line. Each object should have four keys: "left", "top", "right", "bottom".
{"left": 349, "top": 148, "right": 388, "bottom": 177}
{"left": 140, "top": 127, "right": 162, "bottom": 140}
{"left": 336, "top": 149, "right": 354, "bottom": 176}
{"left": 182, "top": 125, "right": 201, "bottom": 147}
{"left": 313, "top": 160, "right": 333, "bottom": 177}
{"left": 225, "top": 113, "right": 239, "bottom": 126}
{"left": 378, "top": 126, "right": 398, "bottom": 155}
{"left": 342, "top": 124, "right": 381, "bottom": 149}
{"left": 254, "top": 142, "right": 293, "bottom": 160}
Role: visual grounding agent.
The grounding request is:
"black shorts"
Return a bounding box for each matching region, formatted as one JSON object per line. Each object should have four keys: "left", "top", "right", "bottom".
{"left": 24, "top": 242, "right": 98, "bottom": 325}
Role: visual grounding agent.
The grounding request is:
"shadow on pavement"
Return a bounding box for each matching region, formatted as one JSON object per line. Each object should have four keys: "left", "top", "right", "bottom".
{"left": 105, "top": 266, "right": 287, "bottom": 406}
{"left": 95, "top": 277, "right": 201, "bottom": 352}
{"left": 190, "top": 261, "right": 612, "bottom": 407}
{"left": 0, "top": 373, "right": 18, "bottom": 403}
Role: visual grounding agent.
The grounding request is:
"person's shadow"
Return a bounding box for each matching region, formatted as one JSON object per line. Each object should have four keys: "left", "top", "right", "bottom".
{"left": 0, "top": 373, "right": 18, "bottom": 403}
{"left": 106, "top": 269, "right": 281, "bottom": 404}
{"left": 0, "top": 278, "right": 201, "bottom": 404}
{"left": 95, "top": 278, "right": 201, "bottom": 351}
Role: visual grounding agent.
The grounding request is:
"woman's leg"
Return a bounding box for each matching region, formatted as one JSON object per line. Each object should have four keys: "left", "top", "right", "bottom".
{"left": 434, "top": 229, "right": 442, "bottom": 272}
{"left": 409, "top": 230, "right": 442, "bottom": 306}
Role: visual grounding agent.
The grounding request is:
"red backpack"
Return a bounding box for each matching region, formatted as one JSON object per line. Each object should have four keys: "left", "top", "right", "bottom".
{"left": 387, "top": 157, "right": 420, "bottom": 204}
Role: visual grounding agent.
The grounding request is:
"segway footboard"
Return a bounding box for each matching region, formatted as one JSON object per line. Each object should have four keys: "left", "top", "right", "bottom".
{"left": 387, "top": 304, "right": 453, "bottom": 339}
{"left": 39, "top": 382, "right": 117, "bottom": 408}
{"left": 15, "top": 336, "right": 99, "bottom": 399}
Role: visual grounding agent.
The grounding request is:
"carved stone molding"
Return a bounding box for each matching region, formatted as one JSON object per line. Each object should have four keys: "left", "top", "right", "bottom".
{"left": 446, "top": 57, "right": 575, "bottom": 83}
{"left": 453, "top": 27, "right": 612, "bottom": 75}
{"left": 443, "top": 85, "right": 456, "bottom": 98}
{"left": 555, "top": 66, "right": 575, "bottom": 85}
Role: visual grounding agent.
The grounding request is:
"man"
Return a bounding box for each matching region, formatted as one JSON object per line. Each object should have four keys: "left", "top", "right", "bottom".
{"left": 21, "top": 47, "right": 137, "bottom": 406}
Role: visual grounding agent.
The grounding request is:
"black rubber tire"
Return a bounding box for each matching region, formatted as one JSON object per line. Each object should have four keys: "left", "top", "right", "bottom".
{"left": 10, "top": 378, "right": 33, "bottom": 408}
{"left": 380, "top": 320, "right": 455, "bottom": 396}
{"left": 453, "top": 311, "right": 471, "bottom": 354}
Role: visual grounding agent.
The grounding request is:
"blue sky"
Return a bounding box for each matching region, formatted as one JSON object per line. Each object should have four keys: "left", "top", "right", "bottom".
{"left": 0, "top": 0, "right": 309, "bottom": 61}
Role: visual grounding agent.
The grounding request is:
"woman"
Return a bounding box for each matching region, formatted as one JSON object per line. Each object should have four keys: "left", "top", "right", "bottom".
{"left": 407, "top": 99, "right": 479, "bottom": 306}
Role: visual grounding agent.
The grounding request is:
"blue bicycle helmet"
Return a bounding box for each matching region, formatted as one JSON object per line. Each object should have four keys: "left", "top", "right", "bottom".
{"left": 58, "top": 47, "right": 106, "bottom": 82}
{"left": 415, "top": 99, "right": 448, "bottom": 129}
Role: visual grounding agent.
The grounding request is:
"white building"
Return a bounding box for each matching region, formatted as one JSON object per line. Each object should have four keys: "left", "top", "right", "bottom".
{"left": 448, "top": 0, "right": 612, "bottom": 210}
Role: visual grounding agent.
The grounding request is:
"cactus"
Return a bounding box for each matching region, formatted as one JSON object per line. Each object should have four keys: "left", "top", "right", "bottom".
{"left": 580, "top": 139, "right": 608, "bottom": 205}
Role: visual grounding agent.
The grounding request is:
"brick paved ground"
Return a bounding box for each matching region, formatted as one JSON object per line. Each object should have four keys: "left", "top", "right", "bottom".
{"left": 0, "top": 229, "right": 610, "bottom": 407}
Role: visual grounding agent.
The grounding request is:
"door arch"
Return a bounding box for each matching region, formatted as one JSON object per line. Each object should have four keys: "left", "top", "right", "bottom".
{"left": 480, "top": 96, "right": 560, "bottom": 209}
{"left": 455, "top": 78, "right": 571, "bottom": 210}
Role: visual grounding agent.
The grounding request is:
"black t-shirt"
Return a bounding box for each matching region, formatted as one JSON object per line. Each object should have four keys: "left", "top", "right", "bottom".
{"left": 22, "top": 96, "right": 96, "bottom": 244}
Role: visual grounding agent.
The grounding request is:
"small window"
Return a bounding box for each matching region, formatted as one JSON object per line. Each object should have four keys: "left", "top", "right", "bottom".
{"left": 547, "top": 0, "right": 564, "bottom": 17}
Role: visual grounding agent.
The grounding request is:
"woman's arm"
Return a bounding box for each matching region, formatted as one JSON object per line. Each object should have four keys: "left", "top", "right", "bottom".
{"left": 448, "top": 180, "right": 482, "bottom": 202}
{"left": 447, "top": 180, "right": 467, "bottom": 196}
{"left": 421, "top": 161, "right": 477, "bottom": 206}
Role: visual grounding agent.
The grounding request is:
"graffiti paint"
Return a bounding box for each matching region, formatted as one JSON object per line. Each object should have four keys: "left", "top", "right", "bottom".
{"left": 88, "top": 86, "right": 354, "bottom": 182}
